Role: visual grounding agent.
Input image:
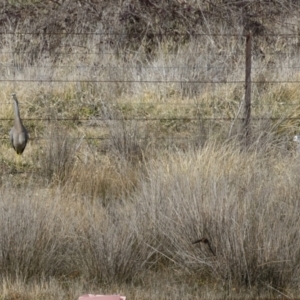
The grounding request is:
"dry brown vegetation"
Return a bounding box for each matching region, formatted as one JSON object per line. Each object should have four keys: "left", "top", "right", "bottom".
{"left": 1, "top": 1, "right": 300, "bottom": 299}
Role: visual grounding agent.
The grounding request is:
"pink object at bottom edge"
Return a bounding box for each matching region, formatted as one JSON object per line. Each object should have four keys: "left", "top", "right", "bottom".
{"left": 78, "top": 294, "right": 126, "bottom": 300}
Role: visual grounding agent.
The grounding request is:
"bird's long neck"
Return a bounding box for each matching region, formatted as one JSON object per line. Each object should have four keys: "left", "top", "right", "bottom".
{"left": 13, "top": 98, "right": 23, "bottom": 127}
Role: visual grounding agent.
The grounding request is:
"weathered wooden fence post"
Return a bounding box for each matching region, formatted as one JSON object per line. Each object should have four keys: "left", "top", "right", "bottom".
{"left": 244, "top": 31, "right": 252, "bottom": 146}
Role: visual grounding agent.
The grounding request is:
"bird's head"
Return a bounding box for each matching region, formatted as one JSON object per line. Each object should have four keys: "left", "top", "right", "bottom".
{"left": 11, "top": 93, "right": 18, "bottom": 103}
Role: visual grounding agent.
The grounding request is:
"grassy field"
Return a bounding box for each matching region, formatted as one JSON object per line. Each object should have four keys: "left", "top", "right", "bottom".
{"left": 2, "top": 1, "right": 300, "bottom": 299}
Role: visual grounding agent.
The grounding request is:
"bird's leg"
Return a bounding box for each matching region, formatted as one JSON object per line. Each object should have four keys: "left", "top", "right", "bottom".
{"left": 15, "top": 153, "right": 21, "bottom": 170}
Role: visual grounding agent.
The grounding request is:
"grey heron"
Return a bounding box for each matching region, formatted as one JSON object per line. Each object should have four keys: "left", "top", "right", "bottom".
{"left": 9, "top": 93, "right": 28, "bottom": 155}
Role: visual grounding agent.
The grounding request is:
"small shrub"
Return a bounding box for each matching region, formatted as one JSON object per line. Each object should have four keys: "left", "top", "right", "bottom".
{"left": 100, "top": 102, "right": 149, "bottom": 164}
{"left": 39, "top": 125, "right": 78, "bottom": 183}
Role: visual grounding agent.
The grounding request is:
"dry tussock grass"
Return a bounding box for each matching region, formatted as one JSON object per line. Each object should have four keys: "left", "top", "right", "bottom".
{"left": 2, "top": 141, "right": 300, "bottom": 299}
{"left": 67, "top": 156, "right": 142, "bottom": 203}
{"left": 0, "top": 186, "right": 74, "bottom": 281}
{"left": 132, "top": 142, "right": 300, "bottom": 291}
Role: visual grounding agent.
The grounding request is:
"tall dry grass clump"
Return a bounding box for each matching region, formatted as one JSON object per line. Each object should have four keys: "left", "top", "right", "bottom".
{"left": 0, "top": 185, "right": 74, "bottom": 281}
{"left": 0, "top": 183, "right": 150, "bottom": 286}
{"left": 66, "top": 156, "right": 143, "bottom": 205}
{"left": 132, "top": 140, "right": 300, "bottom": 290}
{"left": 100, "top": 102, "right": 150, "bottom": 164}
{"left": 38, "top": 125, "right": 78, "bottom": 183}
{"left": 70, "top": 201, "right": 150, "bottom": 285}
{"left": 1, "top": 140, "right": 300, "bottom": 298}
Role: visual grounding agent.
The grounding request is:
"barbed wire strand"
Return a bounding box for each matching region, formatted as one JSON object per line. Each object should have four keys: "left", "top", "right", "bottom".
{"left": 1, "top": 32, "right": 300, "bottom": 37}
{"left": 0, "top": 79, "right": 300, "bottom": 83}
{"left": 0, "top": 136, "right": 200, "bottom": 141}
{"left": 0, "top": 65, "right": 242, "bottom": 69}
{"left": 0, "top": 117, "right": 299, "bottom": 122}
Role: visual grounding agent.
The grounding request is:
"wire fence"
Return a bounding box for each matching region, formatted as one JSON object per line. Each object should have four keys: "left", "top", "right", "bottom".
{"left": 1, "top": 32, "right": 300, "bottom": 143}
{"left": 0, "top": 79, "right": 300, "bottom": 83}
{"left": 1, "top": 32, "right": 300, "bottom": 37}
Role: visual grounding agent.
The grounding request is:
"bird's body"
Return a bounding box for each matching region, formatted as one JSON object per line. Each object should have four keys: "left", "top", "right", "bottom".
{"left": 9, "top": 93, "right": 28, "bottom": 155}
